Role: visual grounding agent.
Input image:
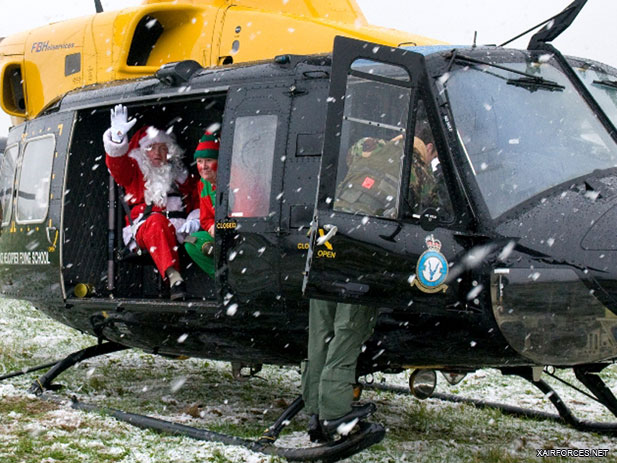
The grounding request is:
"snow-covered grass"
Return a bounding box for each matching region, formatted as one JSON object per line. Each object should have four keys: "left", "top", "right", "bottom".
{"left": 1, "top": 298, "right": 617, "bottom": 462}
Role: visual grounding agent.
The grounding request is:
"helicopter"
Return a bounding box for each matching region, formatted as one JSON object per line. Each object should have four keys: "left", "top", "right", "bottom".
{"left": 2, "top": 0, "right": 617, "bottom": 460}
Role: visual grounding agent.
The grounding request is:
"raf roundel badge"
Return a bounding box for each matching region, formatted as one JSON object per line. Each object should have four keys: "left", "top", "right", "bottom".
{"left": 412, "top": 234, "right": 449, "bottom": 293}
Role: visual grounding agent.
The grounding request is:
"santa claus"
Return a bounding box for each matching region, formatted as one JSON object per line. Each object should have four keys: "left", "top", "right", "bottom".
{"left": 103, "top": 104, "right": 196, "bottom": 300}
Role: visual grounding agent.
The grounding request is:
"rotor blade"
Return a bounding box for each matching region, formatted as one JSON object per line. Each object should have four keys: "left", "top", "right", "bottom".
{"left": 94, "top": 0, "right": 104, "bottom": 13}
{"left": 528, "top": 0, "right": 587, "bottom": 49}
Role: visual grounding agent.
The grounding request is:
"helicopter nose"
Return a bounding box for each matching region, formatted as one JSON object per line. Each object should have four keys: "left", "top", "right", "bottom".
{"left": 581, "top": 202, "right": 617, "bottom": 251}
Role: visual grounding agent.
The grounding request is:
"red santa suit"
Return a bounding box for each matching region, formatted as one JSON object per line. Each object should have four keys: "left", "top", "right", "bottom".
{"left": 103, "top": 126, "right": 196, "bottom": 278}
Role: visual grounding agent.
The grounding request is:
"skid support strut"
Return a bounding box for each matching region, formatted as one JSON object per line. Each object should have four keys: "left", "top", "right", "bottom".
{"left": 363, "top": 365, "right": 617, "bottom": 436}
{"left": 29, "top": 342, "right": 127, "bottom": 395}
{"left": 507, "top": 367, "right": 617, "bottom": 435}
{"left": 574, "top": 365, "right": 617, "bottom": 417}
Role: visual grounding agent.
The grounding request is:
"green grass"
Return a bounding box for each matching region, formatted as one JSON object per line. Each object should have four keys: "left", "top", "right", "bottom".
{"left": 3, "top": 299, "right": 617, "bottom": 463}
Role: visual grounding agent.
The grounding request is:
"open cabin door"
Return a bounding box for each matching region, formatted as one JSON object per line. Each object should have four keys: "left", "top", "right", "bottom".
{"left": 0, "top": 112, "right": 74, "bottom": 302}
{"left": 304, "top": 36, "right": 464, "bottom": 309}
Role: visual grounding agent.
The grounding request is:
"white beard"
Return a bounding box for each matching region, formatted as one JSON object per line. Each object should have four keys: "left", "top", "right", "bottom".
{"left": 143, "top": 163, "right": 173, "bottom": 208}
{"left": 129, "top": 148, "right": 184, "bottom": 208}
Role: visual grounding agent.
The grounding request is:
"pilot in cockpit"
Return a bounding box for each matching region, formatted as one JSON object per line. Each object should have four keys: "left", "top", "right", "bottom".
{"left": 334, "top": 133, "right": 404, "bottom": 218}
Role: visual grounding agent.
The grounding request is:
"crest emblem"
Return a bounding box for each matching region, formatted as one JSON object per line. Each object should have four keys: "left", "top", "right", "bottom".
{"left": 412, "top": 235, "right": 449, "bottom": 293}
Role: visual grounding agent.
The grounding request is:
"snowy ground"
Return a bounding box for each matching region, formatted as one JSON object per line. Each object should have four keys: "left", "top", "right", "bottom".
{"left": 1, "top": 298, "right": 617, "bottom": 463}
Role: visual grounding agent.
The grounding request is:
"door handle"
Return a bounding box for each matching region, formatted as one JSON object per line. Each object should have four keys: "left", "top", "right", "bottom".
{"left": 317, "top": 224, "right": 338, "bottom": 245}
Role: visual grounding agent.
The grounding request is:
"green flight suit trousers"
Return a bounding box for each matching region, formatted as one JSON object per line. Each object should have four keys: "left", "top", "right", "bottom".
{"left": 301, "top": 299, "right": 378, "bottom": 420}
{"left": 184, "top": 230, "right": 215, "bottom": 277}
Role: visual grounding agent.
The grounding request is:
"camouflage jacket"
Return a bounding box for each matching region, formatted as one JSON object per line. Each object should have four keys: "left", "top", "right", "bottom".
{"left": 334, "top": 139, "right": 403, "bottom": 217}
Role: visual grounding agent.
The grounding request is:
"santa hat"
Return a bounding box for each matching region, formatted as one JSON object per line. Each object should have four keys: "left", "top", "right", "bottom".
{"left": 194, "top": 131, "right": 220, "bottom": 161}
{"left": 130, "top": 125, "right": 177, "bottom": 150}
{"left": 123, "top": 125, "right": 184, "bottom": 167}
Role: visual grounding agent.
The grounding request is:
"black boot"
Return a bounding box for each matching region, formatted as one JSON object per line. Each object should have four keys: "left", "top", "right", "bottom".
{"left": 170, "top": 280, "right": 186, "bottom": 301}
{"left": 308, "top": 414, "right": 328, "bottom": 443}
{"left": 320, "top": 402, "right": 376, "bottom": 439}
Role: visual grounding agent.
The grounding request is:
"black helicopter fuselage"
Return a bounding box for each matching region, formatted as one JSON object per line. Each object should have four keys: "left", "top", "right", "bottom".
{"left": 1, "top": 37, "right": 617, "bottom": 374}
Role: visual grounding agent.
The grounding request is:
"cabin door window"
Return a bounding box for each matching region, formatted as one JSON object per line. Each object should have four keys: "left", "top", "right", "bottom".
{"left": 0, "top": 144, "right": 18, "bottom": 227}
{"left": 333, "top": 59, "right": 411, "bottom": 219}
{"left": 227, "top": 115, "right": 278, "bottom": 218}
{"left": 15, "top": 135, "right": 55, "bottom": 224}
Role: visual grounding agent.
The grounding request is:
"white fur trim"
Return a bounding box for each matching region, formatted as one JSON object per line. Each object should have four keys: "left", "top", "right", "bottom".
{"left": 139, "top": 126, "right": 176, "bottom": 148}
{"left": 166, "top": 196, "right": 183, "bottom": 212}
{"left": 103, "top": 128, "right": 129, "bottom": 158}
{"left": 122, "top": 225, "right": 138, "bottom": 249}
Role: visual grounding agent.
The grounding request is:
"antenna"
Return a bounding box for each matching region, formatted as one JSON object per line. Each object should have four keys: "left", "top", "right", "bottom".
{"left": 527, "top": 0, "right": 587, "bottom": 50}
{"left": 499, "top": 0, "right": 587, "bottom": 48}
{"left": 472, "top": 31, "right": 477, "bottom": 48}
{"left": 94, "top": 0, "right": 104, "bottom": 13}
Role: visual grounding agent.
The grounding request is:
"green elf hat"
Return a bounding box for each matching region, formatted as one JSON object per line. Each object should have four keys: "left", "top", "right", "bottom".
{"left": 194, "top": 131, "right": 220, "bottom": 161}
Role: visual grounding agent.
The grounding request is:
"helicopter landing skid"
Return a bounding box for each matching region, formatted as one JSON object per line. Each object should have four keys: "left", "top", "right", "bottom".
{"left": 67, "top": 394, "right": 385, "bottom": 462}
{"left": 363, "top": 366, "right": 617, "bottom": 436}
{"left": 28, "top": 342, "right": 127, "bottom": 395}
{"left": 16, "top": 342, "right": 384, "bottom": 462}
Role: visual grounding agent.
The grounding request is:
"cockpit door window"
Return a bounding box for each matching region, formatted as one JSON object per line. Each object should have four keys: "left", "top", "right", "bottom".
{"left": 333, "top": 60, "right": 410, "bottom": 219}
{"left": 304, "top": 36, "right": 464, "bottom": 308}
{"left": 409, "top": 99, "right": 453, "bottom": 219}
{"left": 15, "top": 135, "right": 56, "bottom": 224}
{"left": 0, "top": 144, "right": 18, "bottom": 227}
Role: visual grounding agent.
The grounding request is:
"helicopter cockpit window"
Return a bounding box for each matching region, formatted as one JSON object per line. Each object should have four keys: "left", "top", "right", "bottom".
{"left": 228, "top": 115, "right": 277, "bottom": 218}
{"left": 333, "top": 59, "right": 411, "bottom": 218}
{"left": 16, "top": 135, "right": 55, "bottom": 224}
{"left": 0, "top": 144, "right": 18, "bottom": 227}
{"left": 569, "top": 61, "right": 617, "bottom": 127}
{"left": 442, "top": 55, "right": 617, "bottom": 219}
{"left": 410, "top": 99, "right": 453, "bottom": 219}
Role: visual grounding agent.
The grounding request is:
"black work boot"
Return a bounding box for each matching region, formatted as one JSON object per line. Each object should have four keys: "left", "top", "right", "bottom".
{"left": 308, "top": 414, "right": 328, "bottom": 443}
{"left": 320, "top": 402, "right": 376, "bottom": 439}
{"left": 170, "top": 280, "right": 186, "bottom": 301}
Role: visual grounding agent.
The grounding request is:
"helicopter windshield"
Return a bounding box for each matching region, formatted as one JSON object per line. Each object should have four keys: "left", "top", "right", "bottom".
{"left": 442, "top": 53, "right": 617, "bottom": 219}
{"left": 569, "top": 59, "right": 617, "bottom": 127}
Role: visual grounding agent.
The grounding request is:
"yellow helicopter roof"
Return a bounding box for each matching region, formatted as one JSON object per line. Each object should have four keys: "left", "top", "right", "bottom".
{"left": 0, "top": 0, "right": 443, "bottom": 123}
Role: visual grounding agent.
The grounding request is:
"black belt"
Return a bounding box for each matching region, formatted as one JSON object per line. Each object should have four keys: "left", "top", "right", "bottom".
{"left": 157, "top": 210, "right": 186, "bottom": 219}
{"left": 129, "top": 204, "right": 186, "bottom": 220}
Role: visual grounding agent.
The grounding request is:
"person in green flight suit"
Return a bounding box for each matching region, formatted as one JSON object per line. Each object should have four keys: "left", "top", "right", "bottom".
{"left": 302, "top": 135, "right": 390, "bottom": 443}
{"left": 301, "top": 298, "right": 378, "bottom": 442}
{"left": 182, "top": 130, "right": 219, "bottom": 278}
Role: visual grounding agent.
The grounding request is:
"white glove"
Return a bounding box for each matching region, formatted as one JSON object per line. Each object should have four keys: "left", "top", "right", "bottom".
{"left": 179, "top": 219, "right": 200, "bottom": 235}
{"left": 110, "top": 104, "right": 137, "bottom": 143}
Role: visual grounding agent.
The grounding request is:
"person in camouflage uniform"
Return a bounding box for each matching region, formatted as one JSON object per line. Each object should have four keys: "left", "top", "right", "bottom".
{"left": 334, "top": 133, "right": 447, "bottom": 218}
{"left": 409, "top": 136, "right": 441, "bottom": 212}
{"left": 334, "top": 135, "right": 404, "bottom": 217}
{"left": 411, "top": 116, "right": 453, "bottom": 217}
{"left": 302, "top": 130, "right": 452, "bottom": 442}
